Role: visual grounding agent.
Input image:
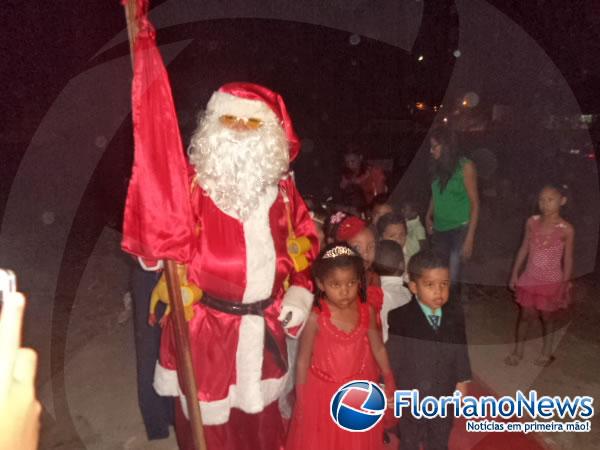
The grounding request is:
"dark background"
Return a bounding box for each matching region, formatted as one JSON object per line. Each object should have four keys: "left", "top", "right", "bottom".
{"left": 1, "top": 3, "right": 599, "bottom": 446}
{"left": 1, "top": 0, "right": 599, "bottom": 243}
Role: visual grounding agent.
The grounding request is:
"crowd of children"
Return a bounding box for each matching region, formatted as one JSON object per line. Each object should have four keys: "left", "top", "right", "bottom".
{"left": 138, "top": 132, "right": 575, "bottom": 449}
{"left": 286, "top": 162, "right": 575, "bottom": 449}
{"left": 290, "top": 183, "right": 470, "bottom": 449}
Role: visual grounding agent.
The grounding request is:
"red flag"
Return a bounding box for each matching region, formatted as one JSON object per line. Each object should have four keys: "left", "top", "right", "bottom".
{"left": 121, "top": 0, "right": 193, "bottom": 264}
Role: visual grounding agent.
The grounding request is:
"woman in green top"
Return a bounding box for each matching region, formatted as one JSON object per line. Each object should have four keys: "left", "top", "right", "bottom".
{"left": 425, "top": 128, "right": 479, "bottom": 282}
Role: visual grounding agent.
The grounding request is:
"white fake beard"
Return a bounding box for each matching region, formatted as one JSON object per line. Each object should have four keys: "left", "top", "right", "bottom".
{"left": 188, "top": 113, "right": 290, "bottom": 221}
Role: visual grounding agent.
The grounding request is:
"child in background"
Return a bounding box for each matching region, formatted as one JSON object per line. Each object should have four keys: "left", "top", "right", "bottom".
{"left": 340, "top": 149, "right": 387, "bottom": 206}
{"left": 376, "top": 213, "right": 407, "bottom": 247}
{"left": 505, "top": 183, "right": 574, "bottom": 367}
{"left": 324, "top": 210, "right": 347, "bottom": 245}
{"left": 338, "top": 184, "right": 369, "bottom": 219}
{"left": 401, "top": 200, "right": 428, "bottom": 253}
{"left": 371, "top": 194, "right": 393, "bottom": 225}
{"left": 286, "top": 243, "right": 395, "bottom": 450}
{"left": 387, "top": 250, "right": 471, "bottom": 450}
{"left": 376, "top": 213, "right": 418, "bottom": 276}
{"left": 372, "top": 240, "right": 411, "bottom": 342}
{"left": 336, "top": 215, "right": 379, "bottom": 286}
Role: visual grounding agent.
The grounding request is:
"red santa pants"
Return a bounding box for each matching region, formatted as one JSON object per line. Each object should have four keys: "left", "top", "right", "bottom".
{"left": 175, "top": 398, "right": 285, "bottom": 450}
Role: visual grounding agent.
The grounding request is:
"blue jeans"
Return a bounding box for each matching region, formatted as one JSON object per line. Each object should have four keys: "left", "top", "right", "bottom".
{"left": 431, "top": 225, "right": 468, "bottom": 283}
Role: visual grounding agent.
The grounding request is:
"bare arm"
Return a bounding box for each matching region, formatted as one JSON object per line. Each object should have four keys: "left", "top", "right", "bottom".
{"left": 426, "top": 196, "right": 434, "bottom": 235}
{"left": 510, "top": 219, "right": 532, "bottom": 289}
{"left": 462, "top": 161, "right": 480, "bottom": 259}
{"left": 295, "top": 311, "right": 318, "bottom": 386}
{"left": 367, "top": 306, "right": 395, "bottom": 400}
{"left": 562, "top": 223, "right": 574, "bottom": 282}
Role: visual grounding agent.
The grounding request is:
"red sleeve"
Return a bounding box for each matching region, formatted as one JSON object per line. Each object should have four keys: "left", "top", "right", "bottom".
{"left": 284, "top": 178, "right": 319, "bottom": 293}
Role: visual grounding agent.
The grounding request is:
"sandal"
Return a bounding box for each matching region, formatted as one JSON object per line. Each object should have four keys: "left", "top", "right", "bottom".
{"left": 533, "top": 355, "right": 555, "bottom": 367}
{"left": 504, "top": 353, "right": 523, "bottom": 366}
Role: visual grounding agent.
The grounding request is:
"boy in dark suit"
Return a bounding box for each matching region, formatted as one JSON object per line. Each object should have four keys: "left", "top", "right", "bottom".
{"left": 387, "top": 250, "right": 471, "bottom": 450}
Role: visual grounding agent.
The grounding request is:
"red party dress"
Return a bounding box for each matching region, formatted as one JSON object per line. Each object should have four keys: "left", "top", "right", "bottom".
{"left": 286, "top": 301, "right": 382, "bottom": 450}
{"left": 516, "top": 215, "right": 571, "bottom": 312}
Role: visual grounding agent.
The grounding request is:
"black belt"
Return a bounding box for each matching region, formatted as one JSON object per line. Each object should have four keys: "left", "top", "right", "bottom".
{"left": 202, "top": 294, "right": 288, "bottom": 372}
{"left": 202, "top": 294, "right": 274, "bottom": 316}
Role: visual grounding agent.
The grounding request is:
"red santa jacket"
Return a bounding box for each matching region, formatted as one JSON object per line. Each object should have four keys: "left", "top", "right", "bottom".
{"left": 153, "top": 175, "right": 318, "bottom": 425}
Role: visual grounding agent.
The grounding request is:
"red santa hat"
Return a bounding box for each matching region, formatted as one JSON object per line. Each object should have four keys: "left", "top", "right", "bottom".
{"left": 206, "top": 82, "right": 301, "bottom": 161}
{"left": 336, "top": 215, "right": 368, "bottom": 241}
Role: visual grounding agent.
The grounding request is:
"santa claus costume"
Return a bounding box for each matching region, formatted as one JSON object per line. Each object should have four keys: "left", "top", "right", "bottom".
{"left": 147, "top": 83, "right": 318, "bottom": 450}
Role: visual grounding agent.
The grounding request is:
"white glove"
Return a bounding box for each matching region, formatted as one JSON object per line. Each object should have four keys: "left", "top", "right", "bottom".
{"left": 278, "top": 304, "right": 306, "bottom": 330}
{"left": 279, "top": 286, "right": 314, "bottom": 335}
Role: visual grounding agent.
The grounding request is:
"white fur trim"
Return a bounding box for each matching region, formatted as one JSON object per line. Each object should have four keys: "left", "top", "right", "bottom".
{"left": 235, "top": 315, "right": 265, "bottom": 410}
{"left": 155, "top": 362, "right": 288, "bottom": 425}
{"left": 137, "top": 256, "right": 163, "bottom": 271}
{"left": 153, "top": 361, "right": 180, "bottom": 397}
{"left": 242, "top": 185, "right": 277, "bottom": 302}
{"left": 231, "top": 185, "right": 278, "bottom": 415}
{"left": 207, "top": 91, "right": 280, "bottom": 123}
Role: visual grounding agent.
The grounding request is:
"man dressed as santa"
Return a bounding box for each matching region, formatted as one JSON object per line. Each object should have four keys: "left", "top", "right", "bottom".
{"left": 147, "top": 83, "right": 318, "bottom": 450}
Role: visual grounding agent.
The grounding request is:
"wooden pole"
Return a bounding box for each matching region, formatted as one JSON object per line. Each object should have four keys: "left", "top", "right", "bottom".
{"left": 123, "top": 0, "right": 137, "bottom": 68}
{"left": 122, "top": 2, "right": 207, "bottom": 449}
{"left": 164, "top": 261, "right": 207, "bottom": 450}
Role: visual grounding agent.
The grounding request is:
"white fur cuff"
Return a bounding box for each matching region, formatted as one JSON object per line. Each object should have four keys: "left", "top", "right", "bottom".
{"left": 153, "top": 362, "right": 181, "bottom": 397}
{"left": 138, "top": 256, "right": 163, "bottom": 271}
{"left": 282, "top": 285, "right": 314, "bottom": 315}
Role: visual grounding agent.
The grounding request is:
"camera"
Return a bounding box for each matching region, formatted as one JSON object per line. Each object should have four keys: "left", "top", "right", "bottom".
{"left": 0, "top": 269, "right": 17, "bottom": 302}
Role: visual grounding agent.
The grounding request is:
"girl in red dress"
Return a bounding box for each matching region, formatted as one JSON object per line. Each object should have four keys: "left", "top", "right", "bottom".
{"left": 505, "top": 183, "right": 574, "bottom": 367}
{"left": 286, "top": 243, "right": 395, "bottom": 450}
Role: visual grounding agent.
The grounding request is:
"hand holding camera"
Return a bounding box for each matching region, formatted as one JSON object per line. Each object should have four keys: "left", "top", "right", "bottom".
{"left": 0, "top": 271, "right": 41, "bottom": 450}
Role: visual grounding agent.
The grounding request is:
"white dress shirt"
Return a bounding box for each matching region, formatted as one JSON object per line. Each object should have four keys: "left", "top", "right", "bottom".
{"left": 380, "top": 275, "right": 412, "bottom": 342}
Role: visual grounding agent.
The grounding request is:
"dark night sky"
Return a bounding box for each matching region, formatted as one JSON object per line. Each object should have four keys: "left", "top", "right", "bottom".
{"left": 1, "top": 0, "right": 599, "bottom": 217}
{"left": 2, "top": 0, "right": 599, "bottom": 141}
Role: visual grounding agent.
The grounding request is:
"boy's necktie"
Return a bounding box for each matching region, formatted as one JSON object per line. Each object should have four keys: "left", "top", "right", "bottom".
{"left": 428, "top": 314, "right": 440, "bottom": 330}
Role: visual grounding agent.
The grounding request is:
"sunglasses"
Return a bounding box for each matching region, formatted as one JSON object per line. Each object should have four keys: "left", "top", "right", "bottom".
{"left": 219, "top": 114, "right": 264, "bottom": 130}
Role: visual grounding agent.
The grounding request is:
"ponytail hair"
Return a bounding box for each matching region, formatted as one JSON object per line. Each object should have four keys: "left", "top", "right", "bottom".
{"left": 538, "top": 181, "right": 571, "bottom": 217}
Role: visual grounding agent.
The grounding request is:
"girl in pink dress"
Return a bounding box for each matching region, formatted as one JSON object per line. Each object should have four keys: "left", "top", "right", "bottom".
{"left": 286, "top": 243, "right": 395, "bottom": 450}
{"left": 505, "top": 184, "right": 574, "bottom": 367}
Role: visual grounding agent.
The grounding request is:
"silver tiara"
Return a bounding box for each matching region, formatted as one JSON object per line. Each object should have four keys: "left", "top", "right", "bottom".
{"left": 323, "top": 246, "right": 356, "bottom": 259}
